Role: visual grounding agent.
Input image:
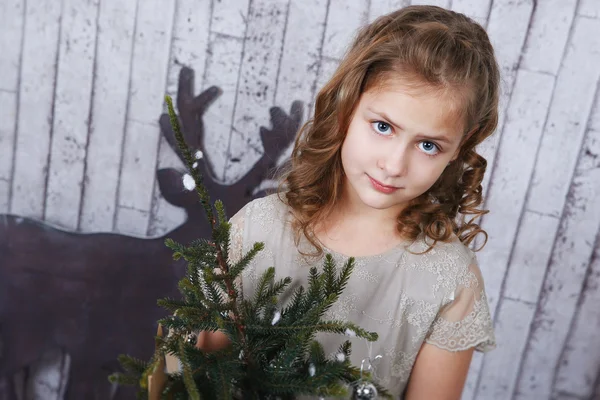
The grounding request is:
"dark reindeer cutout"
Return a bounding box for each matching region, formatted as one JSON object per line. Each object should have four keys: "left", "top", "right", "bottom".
{"left": 0, "top": 66, "right": 302, "bottom": 400}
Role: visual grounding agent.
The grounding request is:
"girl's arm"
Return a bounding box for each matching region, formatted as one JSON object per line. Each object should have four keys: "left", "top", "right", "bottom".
{"left": 403, "top": 343, "right": 474, "bottom": 400}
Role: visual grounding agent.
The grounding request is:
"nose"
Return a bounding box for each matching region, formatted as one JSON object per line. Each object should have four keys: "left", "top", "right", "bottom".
{"left": 378, "top": 143, "right": 408, "bottom": 177}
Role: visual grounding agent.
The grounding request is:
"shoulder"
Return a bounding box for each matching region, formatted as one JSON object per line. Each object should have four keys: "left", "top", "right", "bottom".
{"left": 231, "top": 193, "right": 290, "bottom": 235}
{"left": 402, "top": 235, "right": 483, "bottom": 299}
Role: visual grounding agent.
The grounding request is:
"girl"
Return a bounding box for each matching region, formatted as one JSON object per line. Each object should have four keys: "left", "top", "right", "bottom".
{"left": 199, "top": 5, "right": 499, "bottom": 399}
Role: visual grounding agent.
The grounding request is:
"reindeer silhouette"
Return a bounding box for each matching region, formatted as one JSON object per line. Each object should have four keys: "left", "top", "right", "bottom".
{"left": 0, "top": 66, "right": 302, "bottom": 400}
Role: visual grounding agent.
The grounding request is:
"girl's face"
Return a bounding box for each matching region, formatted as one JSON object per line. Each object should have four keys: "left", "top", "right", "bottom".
{"left": 340, "top": 79, "right": 465, "bottom": 216}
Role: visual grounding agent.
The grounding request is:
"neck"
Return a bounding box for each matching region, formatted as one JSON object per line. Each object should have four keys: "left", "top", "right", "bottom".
{"left": 322, "top": 182, "right": 406, "bottom": 238}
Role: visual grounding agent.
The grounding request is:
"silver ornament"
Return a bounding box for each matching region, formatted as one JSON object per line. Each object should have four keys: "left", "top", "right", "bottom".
{"left": 186, "top": 332, "right": 197, "bottom": 345}
{"left": 352, "top": 381, "right": 378, "bottom": 399}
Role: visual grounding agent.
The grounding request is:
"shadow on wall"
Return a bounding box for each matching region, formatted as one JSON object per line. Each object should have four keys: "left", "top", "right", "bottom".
{"left": 0, "top": 67, "right": 303, "bottom": 400}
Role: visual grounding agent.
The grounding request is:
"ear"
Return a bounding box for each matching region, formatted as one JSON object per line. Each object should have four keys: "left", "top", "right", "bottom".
{"left": 156, "top": 168, "right": 198, "bottom": 208}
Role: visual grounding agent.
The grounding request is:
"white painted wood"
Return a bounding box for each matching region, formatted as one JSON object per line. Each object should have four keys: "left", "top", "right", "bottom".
{"left": 115, "top": 0, "right": 175, "bottom": 232}
{"left": 114, "top": 205, "right": 150, "bottom": 236}
{"left": 0, "top": 179, "right": 9, "bottom": 214}
{"left": 314, "top": 57, "right": 339, "bottom": 101}
{"left": 475, "top": 298, "right": 536, "bottom": 399}
{"left": 0, "top": 91, "right": 17, "bottom": 182}
{"left": 451, "top": 0, "right": 492, "bottom": 27}
{"left": 44, "top": 0, "right": 99, "bottom": 230}
{"left": 309, "top": 57, "right": 340, "bottom": 119}
{"left": 115, "top": 120, "right": 164, "bottom": 235}
{"left": 202, "top": 33, "right": 244, "bottom": 182}
{"left": 477, "top": 0, "right": 534, "bottom": 202}
{"left": 520, "top": 0, "right": 577, "bottom": 75}
{"left": 514, "top": 193, "right": 599, "bottom": 398}
{"left": 224, "top": 0, "right": 288, "bottom": 183}
{"left": 79, "top": 0, "right": 137, "bottom": 233}
{"left": 165, "top": 0, "right": 211, "bottom": 98}
{"left": 10, "top": 1, "right": 61, "bottom": 220}
{"left": 0, "top": 0, "right": 24, "bottom": 92}
{"left": 554, "top": 129, "right": 600, "bottom": 398}
{"left": 149, "top": 0, "right": 211, "bottom": 237}
{"left": 211, "top": 0, "right": 250, "bottom": 38}
{"left": 272, "top": 0, "right": 329, "bottom": 164}
{"left": 275, "top": 0, "right": 328, "bottom": 119}
{"left": 462, "top": 352, "right": 484, "bottom": 400}
{"left": 515, "top": 68, "right": 600, "bottom": 400}
{"left": 410, "top": 0, "right": 450, "bottom": 7}
{"left": 322, "top": 0, "right": 368, "bottom": 60}
{"left": 504, "top": 211, "right": 560, "bottom": 302}
{"left": 579, "top": 0, "right": 600, "bottom": 18}
{"left": 368, "top": 0, "right": 409, "bottom": 23}
{"left": 0, "top": 0, "right": 19, "bottom": 210}
{"left": 476, "top": 69, "right": 554, "bottom": 313}
{"left": 25, "top": 349, "right": 69, "bottom": 400}
{"left": 526, "top": 16, "right": 600, "bottom": 218}
{"left": 590, "top": 85, "right": 600, "bottom": 133}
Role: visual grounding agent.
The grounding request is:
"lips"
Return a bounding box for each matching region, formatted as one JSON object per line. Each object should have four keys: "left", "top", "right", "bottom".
{"left": 367, "top": 175, "right": 401, "bottom": 194}
{"left": 368, "top": 175, "right": 399, "bottom": 189}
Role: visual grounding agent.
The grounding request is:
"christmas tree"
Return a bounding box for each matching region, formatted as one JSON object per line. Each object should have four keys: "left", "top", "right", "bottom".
{"left": 109, "top": 95, "right": 390, "bottom": 399}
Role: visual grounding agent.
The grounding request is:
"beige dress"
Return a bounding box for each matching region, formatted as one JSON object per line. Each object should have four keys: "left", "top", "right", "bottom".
{"left": 228, "top": 193, "right": 496, "bottom": 398}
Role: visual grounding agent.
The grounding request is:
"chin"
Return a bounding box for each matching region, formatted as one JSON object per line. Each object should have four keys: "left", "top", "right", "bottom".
{"left": 353, "top": 186, "right": 404, "bottom": 210}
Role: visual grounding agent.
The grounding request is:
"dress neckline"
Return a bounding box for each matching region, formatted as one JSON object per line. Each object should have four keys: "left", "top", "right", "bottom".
{"left": 318, "top": 239, "right": 409, "bottom": 261}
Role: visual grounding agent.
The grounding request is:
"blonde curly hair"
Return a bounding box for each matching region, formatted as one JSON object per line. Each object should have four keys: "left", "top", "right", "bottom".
{"left": 274, "top": 5, "right": 500, "bottom": 258}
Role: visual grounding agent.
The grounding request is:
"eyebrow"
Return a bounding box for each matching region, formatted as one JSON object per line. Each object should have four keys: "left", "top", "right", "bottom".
{"left": 367, "top": 107, "right": 454, "bottom": 144}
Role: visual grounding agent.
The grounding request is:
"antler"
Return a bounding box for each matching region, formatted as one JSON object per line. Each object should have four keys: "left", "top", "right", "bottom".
{"left": 236, "top": 100, "right": 303, "bottom": 193}
{"left": 158, "top": 67, "right": 222, "bottom": 192}
{"left": 158, "top": 66, "right": 302, "bottom": 217}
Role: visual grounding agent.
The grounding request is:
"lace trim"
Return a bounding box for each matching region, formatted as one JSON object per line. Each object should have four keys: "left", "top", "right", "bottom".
{"left": 425, "top": 289, "right": 497, "bottom": 353}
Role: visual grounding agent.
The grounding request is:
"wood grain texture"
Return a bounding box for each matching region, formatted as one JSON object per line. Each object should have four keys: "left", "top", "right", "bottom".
{"left": 10, "top": 0, "right": 62, "bottom": 220}
{"left": 224, "top": 0, "right": 288, "bottom": 183}
{"left": 555, "top": 128, "right": 600, "bottom": 398}
{"left": 273, "top": 0, "right": 329, "bottom": 164}
{"left": 79, "top": 0, "right": 137, "bottom": 233}
{"left": 44, "top": 0, "right": 100, "bottom": 230}
{"left": 114, "top": 0, "right": 175, "bottom": 235}
{"left": 322, "top": 0, "right": 367, "bottom": 60}
{"left": 579, "top": 0, "right": 600, "bottom": 18}
{"left": 210, "top": 0, "right": 250, "bottom": 38}
{"left": 477, "top": 0, "right": 533, "bottom": 202}
{"left": 368, "top": 0, "right": 410, "bottom": 23}
{"left": 515, "top": 86, "right": 600, "bottom": 399}
{"left": 0, "top": 91, "right": 17, "bottom": 213}
{"left": 467, "top": 70, "right": 555, "bottom": 398}
{"left": 475, "top": 298, "right": 536, "bottom": 399}
{"left": 0, "top": 0, "right": 24, "bottom": 212}
{"left": 525, "top": 16, "right": 600, "bottom": 217}
{"left": 520, "top": 0, "right": 577, "bottom": 75}
{"left": 478, "top": 69, "right": 554, "bottom": 316}
{"left": 451, "top": 0, "right": 492, "bottom": 26}
{"left": 410, "top": 0, "right": 450, "bottom": 7}
{"left": 202, "top": 33, "right": 245, "bottom": 182}
{"left": 462, "top": 3, "right": 535, "bottom": 397}
{"left": 0, "top": 0, "right": 24, "bottom": 92}
{"left": 149, "top": 0, "right": 211, "bottom": 237}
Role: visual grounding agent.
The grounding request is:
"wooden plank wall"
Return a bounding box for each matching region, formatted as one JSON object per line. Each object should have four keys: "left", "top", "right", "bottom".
{"left": 0, "top": 0, "right": 598, "bottom": 399}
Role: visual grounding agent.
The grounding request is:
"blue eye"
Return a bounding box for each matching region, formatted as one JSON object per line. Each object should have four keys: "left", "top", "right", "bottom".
{"left": 372, "top": 121, "right": 392, "bottom": 135}
{"left": 418, "top": 141, "right": 440, "bottom": 156}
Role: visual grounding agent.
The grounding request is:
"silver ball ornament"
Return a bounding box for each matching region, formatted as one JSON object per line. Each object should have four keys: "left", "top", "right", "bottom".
{"left": 352, "top": 381, "right": 378, "bottom": 399}
{"left": 186, "top": 332, "right": 197, "bottom": 345}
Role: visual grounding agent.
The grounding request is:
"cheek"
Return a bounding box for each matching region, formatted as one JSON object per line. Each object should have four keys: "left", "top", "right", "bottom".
{"left": 411, "top": 160, "right": 447, "bottom": 187}
{"left": 342, "top": 125, "right": 371, "bottom": 164}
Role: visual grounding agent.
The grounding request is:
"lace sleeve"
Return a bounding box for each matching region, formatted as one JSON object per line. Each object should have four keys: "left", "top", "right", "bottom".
{"left": 228, "top": 206, "right": 246, "bottom": 265}
{"left": 425, "top": 255, "right": 497, "bottom": 353}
